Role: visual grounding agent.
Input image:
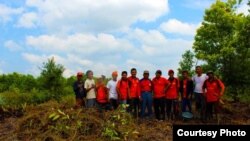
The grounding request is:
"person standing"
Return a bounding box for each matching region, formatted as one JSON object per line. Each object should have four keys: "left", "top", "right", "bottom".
{"left": 203, "top": 71, "right": 225, "bottom": 120}
{"left": 165, "top": 70, "right": 180, "bottom": 120}
{"left": 179, "top": 70, "right": 193, "bottom": 113}
{"left": 84, "top": 70, "right": 96, "bottom": 108}
{"left": 139, "top": 70, "right": 153, "bottom": 118}
{"left": 107, "top": 71, "right": 119, "bottom": 110}
{"left": 192, "top": 66, "right": 207, "bottom": 120}
{"left": 152, "top": 70, "right": 170, "bottom": 121}
{"left": 73, "top": 72, "right": 86, "bottom": 108}
{"left": 116, "top": 71, "right": 129, "bottom": 105}
{"left": 128, "top": 68, "right": 141, "bottom": 117}
{"left": 96, "top": 77, "right": 110, "bottom": 112}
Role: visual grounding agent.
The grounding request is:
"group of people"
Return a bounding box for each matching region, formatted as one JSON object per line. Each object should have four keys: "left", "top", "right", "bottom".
{"left": 73, "top": 66, "right": 225, "bottom": 121}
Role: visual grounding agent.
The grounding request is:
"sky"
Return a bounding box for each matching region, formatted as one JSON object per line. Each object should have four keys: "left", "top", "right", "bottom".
{"left": 0, "top": 0, "right": 249, "bottom": 78}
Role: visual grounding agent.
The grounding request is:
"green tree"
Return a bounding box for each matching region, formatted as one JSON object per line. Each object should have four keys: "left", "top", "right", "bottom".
{"left": 193, "top": 0, "right": 250, "bottom": 101}
{"left": 177, "top": 50, "right": 195, "bottom": 77}
{"left": 40, "top": 57, "right": 65, "bottom": 100}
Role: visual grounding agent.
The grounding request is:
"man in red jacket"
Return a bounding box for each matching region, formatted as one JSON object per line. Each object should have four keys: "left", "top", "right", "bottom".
{"left": 152, "top": 70, "right": 170, "bottom": 121}
{"left": 128, "top": 68, "right": 140, "bottom": 117}
{"left": 203, "top": 71, "right": 225, "bottom": 120}
{"left": 165, "top": 69, "right": 180, "bottom": 120}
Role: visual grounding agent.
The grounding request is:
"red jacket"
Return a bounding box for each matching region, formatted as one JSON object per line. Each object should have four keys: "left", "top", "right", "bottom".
{"left": 152, "top": 77, "right": 169, "bottom": 98}
{"left": 96, "top": 84, "right": 108, "bottom": 103}
{"left": 203, "top": 79, "right": 225, "bottom": 102}
{"left": 128, "top": 76, "right": 140, "bottom": 98}
{"left": 165, "top": 78, "right": 179, "bottom": 99}
{"left": 117, "top": 79, "right": 129, "bottom": 100}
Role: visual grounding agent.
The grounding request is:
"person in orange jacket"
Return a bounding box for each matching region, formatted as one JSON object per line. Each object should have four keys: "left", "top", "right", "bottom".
{"left": 165, "top": 69, "right": 180, "bottom": 120}
{"left": 128, "top": 68, "right": 141, "bottom": 117}
{"left": 116, "top": 71, "right": 129, "bottom": 105}
{"left": 152, "top": 70, "right": 170, "bottom": 121}
{"left": 202, "top": 71, "right": 225, "bottom": 120}
{"left": 96, "top": 77, "right": 110, "bottom": 112}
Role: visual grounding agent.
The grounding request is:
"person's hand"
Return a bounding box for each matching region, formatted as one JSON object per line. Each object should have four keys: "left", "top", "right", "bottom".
{"left": 139, "top": 96, "right": 142, "bottom": 101}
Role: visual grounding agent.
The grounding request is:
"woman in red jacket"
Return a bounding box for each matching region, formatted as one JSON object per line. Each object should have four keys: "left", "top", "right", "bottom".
{"left": 96, "top": 77, "right": 110, "bottom": 112}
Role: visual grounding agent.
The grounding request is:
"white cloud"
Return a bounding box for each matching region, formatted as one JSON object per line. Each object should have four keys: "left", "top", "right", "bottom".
{"left": 236, "top": 1, "right": 249, "bottom": 15}
{"left": 0, "top": 4, "right": 23, "bottom": 23}
{"left": 22, "top": 52, "right": 120, "bottom": 77}
{"left": 26, "top": 33, "right": 134, "bottom": 56}
{"left": 4, "top": 40, "right": 22, "bottom": 51}
{"left": 17, "top": 12, "right": 38, "bottom": 28}
{"left": 160, "top": 19, "right": 200, "bottom": 36}
{"left": 24, "top": 0, "right": 169, "bottom": 32}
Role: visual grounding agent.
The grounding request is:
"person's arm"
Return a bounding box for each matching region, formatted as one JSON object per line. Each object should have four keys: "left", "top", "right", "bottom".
{"left": 218, "top": 79, "right": 225, "bottom": 98}
{"left": 106, "top": 82, "right": 111, "bottom": 101}
{"left": 188, "top": 80, "right": 194, "bottom": 99}
{"left": 85, "top": 81, "right": 95, "bottom": 93}
{"left": 202, "top": 80, "right": 207, "bottom": 97}
{"left": 116, "top": 81, "right": 121, "bottom": 100}
{"left": 164, "top": 79, "right": 171, "bottom": 94}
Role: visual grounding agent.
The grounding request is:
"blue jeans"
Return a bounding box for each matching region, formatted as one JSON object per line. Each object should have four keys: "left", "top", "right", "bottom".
{"left": 86, "top": 98, "right": 96, "bottom": 108}
{"left": 141, "top": 92, "right": 153, "bottom": 117}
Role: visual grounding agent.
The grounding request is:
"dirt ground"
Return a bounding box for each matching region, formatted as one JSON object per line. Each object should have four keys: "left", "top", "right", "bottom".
{"left": 0, "top": 101, "right": 249, "bottom": 141}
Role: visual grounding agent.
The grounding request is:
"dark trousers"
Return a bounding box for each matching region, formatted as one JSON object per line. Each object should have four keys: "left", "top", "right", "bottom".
{"left": 182, "top": 98, "right": 192, "bottom": 112}
{"left": 165, "top": 99, "right": 179, "bottom": 119}
{"left": 206, "top": 101, "right": 219, "bottom": 119}
{"left": 109, "top": 98, "right": 118, "bottom": 110}
{"left": 97, "top": 102, "right": 111, "bottom": 112}
{"left": 128, "top": 98, "right": 140, "bottom": 117}
{"left": 194, "top": 93, "right": 206, "bottom": 119}
{"left": 153, "top": 98, "right": 165, "bottom": 120}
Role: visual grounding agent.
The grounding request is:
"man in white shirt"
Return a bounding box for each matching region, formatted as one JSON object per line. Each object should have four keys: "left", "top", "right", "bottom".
{"left": 84, "top": 70, "right": 96, "bottom": 108}
{"left": 192, "top": 66, "right": 207, "bottom": 120}
{"left": 107, "top": 71, "right": 119, "bottom": 110}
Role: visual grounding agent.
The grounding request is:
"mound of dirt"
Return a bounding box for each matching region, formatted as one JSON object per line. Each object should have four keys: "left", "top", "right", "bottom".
{"left": 0, "top": 100, "right": 249, "bottom": 141}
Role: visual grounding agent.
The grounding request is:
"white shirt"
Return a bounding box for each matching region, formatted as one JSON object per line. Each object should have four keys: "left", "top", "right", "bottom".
{"left": 106, "top": 80, "right": 118, "bottom": 99}
{"left": 192, "top": 74, "right": 208, "bottom": 93}
{"left": 84, "top": 79, "right": 96, "bottom": 99}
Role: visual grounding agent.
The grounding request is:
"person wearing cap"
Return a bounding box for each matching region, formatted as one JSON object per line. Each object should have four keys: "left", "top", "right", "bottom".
{"left": 152, "top": 70, "right": 170, "bottom": 121}
{"left": 139, "top": 70, "right": 153, "bottom": 118}
{"left": 203, "top": 71, "right": 225, "bottom": 120}
{"left": 165, "top": 69, "right": 180, "bottom": 120}
{"left": 179, "top": 70, "right": 193, "bottom": 113}
{"left": 107, "top": 71, "right": 119, "bottom": 110}
{"left": 73, "top": 72, "right": 86, "bottom": 108}
{"left": 192, "top": 66, "right": 208, "bottom": 120}
{"left": 84, "top": 70, "right": 96, "bottom": 108}
{"left": 116, "top": 71, "right": 129, "bottom": 105}
{"left": 127, "top": 68, "right": 141, "bottom": 117}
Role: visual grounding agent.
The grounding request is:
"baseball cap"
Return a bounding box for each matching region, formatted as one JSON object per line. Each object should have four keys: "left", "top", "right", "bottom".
{"left": 143, "top": 70, "right": 149, "bottom": 74}
{"left": 168, "top": 69, "right": 174, "bottom": 74}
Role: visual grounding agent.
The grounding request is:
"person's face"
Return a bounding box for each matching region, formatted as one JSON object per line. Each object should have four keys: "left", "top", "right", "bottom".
{"left": 143, "top": 73, "right": 149, "bottom": 79}
{"left": 155, "top": 73, "right": 161, "bottom": 78}
{"left": 196, "top": 67, "right": 202, "bottom": 74}
{"left": 77, "top": 75, "right": 83, "bottom": 80}
{"left": 88, "top": 72, "right": 93, "bottom": 79}
{"left": 112, "top": 75, "right": 117, "bottom": 81}
{"left": 131, "top": 70, "right": 137, "bottom": 77}
{"left": 208, "top": 73, "right": 214, "bottom": 79}
{"left": 182, "top": 72, "right": 188, "bottom": 79}
{"left": 168, "top": 72, "right": 174, "bottom": 78}
{"left": 122, "top": 73, "right": 127, "bottom": 80}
